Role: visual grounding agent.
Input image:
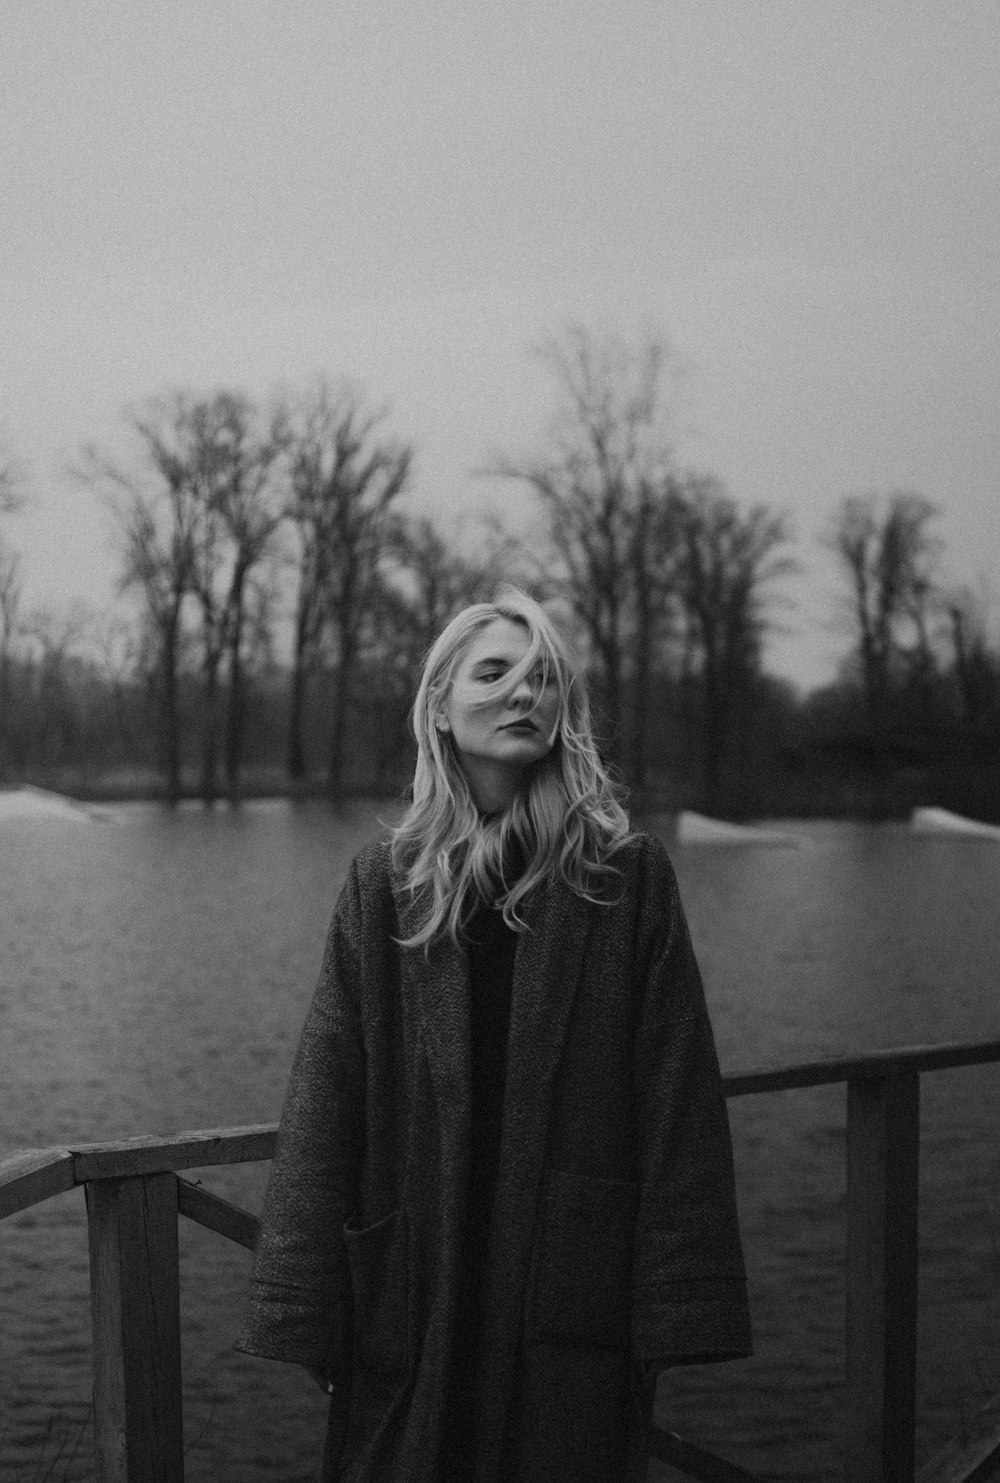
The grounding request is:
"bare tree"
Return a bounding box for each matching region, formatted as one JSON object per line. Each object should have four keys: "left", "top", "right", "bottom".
{"left": 673, "top": 476, "right": 795, "bottom": 812}
{"left": 0, "top": 537, "right": 22, "bottom": 760}
{"left": 80, "top": 428, "right": 201, "bottom": 802}
{"left": 0, "top": 445, "right": 26, "bottom": 514}
{"left": 195, "top": 393, "right": 287, "bottom": 802}
{"left": 826, "top": 490, "right": 939, "bottom": 731}
{"left": 626, "top": 471, "right": 689, "bottom": 785}
{"left": 0, "top": 443, "right": 26, "bottom": 765}
{"left": 283, "top": 387, "right": 343, "bottom": 785}
{"left": 20, "top": 604, "right": 98, "bottom": 782}
{"left": 946, "top": 584, "right": 998, "bottom": 738}
{"left": 283, "top": 383, "right": 411, "bottom": 797}
{"left": 111, "top": 392, "right": 287, "bottom": 803}
{"left": 90, "top": 613, "right": 147, "bottom": 765}
{"left": 490, "top": 325, "right": 681, "bottom": 781}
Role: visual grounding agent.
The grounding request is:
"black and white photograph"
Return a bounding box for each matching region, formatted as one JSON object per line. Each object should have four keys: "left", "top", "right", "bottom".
{"left": 2, "top": 4, "right": 999, "bottom": 1480}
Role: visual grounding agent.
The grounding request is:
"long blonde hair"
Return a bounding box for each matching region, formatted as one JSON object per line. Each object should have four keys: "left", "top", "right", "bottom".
{"left": 390, "top": 588, "right": 633, "bottom": 948}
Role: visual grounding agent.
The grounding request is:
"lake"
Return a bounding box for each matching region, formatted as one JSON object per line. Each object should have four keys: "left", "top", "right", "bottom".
{"left": 1, "top": 802, "right": 998, "bottom": 1481}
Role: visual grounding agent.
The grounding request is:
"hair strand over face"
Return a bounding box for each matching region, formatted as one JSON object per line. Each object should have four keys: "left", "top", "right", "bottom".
{"left": 389, "top": 587, "right": 634, "bottom": 949}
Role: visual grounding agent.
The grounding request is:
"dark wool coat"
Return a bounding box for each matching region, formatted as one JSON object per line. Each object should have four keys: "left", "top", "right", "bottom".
{"left": 235, "top": 832, "right": 752, "bottom": 1483}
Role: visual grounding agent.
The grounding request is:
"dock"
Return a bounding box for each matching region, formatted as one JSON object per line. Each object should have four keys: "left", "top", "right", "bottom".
{"left": 3, "top": 1038, "right": 1000, "bottom": 1483}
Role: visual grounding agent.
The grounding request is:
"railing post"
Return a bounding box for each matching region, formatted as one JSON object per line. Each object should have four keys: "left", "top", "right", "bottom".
{"left": 86, "top": 1172, "right": 185, "bottom": 1483}
{"left": 844, "top": 1072, "right": 920, "bottom": 1483}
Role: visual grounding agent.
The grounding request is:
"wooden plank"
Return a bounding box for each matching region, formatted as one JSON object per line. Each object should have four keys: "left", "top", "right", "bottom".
{"left": 86, "top": 1173, "right": 184, "bottom": 1483}
{"left": 647, "top": 1424, "right": 766, "bottom": 1482}
{"left": 0, "top": 1147, "right": 75, "bottom": 1218}
{"left": 918, "top": 1392, "right": 1000, "bottom": 1483}
{"left": 844, "top": 1073, "right": 920, "bottom": 1483}
{"left": 723, "top": 1037, "right": 1000, "bottom": 1098}
{"left": 176, "top": 1177, "right": 261, "bottom": 1251}
{"left": 73, "top": 1124, "right": 278, "bottom": 1182}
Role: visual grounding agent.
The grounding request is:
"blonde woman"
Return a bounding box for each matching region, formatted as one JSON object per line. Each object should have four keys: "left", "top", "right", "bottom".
{"left": 237, "top": 589, "right": 752, "bottom": 1483}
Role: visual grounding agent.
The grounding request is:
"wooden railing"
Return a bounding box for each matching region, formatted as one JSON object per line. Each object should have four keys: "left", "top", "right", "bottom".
{"left": 2, "top": 1038, "right": 999, "bottom": 1483}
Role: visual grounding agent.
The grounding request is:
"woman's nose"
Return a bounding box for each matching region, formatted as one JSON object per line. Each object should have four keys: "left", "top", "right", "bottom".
{"left": 509, "top": 675, "right": 534, "bottom": 707}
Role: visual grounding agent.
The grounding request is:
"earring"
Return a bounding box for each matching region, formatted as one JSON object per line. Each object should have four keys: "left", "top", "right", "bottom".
{"left": 436, "top": 718, "right": 450, "bottom": 734}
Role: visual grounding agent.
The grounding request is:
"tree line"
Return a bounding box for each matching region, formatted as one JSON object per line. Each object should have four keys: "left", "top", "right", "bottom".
{"left": 1, "top": 327, "right": 998, "bottom": 819}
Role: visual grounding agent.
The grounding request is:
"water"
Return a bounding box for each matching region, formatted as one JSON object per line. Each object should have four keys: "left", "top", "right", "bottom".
{"left": 1, "top": 805, "right": 998, "bottom": 1481}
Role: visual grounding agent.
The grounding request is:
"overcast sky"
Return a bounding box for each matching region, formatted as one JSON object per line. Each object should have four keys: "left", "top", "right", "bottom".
{"left": 3, "top": 0, "right": 999, "bottom": 687}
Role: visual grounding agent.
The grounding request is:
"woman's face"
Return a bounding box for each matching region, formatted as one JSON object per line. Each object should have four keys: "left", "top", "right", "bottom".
{"left": 441, "top": 618, "right": 560, "bottom": 801}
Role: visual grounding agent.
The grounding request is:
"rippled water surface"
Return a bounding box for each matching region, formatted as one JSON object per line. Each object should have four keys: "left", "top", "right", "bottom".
{"left": 2, "top": 804, "right": 998, "bottom": 1480}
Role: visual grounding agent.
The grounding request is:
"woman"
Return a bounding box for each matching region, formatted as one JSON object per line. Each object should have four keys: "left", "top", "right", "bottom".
{"left": 236, "top": 588, "right": 752, "bottom": 1483}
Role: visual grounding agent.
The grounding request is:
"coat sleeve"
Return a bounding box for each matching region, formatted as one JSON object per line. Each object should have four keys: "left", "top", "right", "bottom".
{"left": 234, "top": 858, "right": 366, "bottom": 1387}
{"left": 630, "top": 838, "right": 753, "bottom": 1370}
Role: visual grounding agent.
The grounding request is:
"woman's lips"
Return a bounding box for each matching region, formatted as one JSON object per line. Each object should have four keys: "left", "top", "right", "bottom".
{"left": 502, "top": 718, "right": 537, "bottom": 732}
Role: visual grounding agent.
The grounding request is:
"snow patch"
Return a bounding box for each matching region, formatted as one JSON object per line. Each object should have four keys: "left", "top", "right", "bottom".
{"left": 675, "top": 811, "right": 801, "bottom": 846}
{"left": 911, "top": 807, "right": 1000, "bottom": 840}
{"left": 0, "top": 786, "right": 106, "bottom": 823}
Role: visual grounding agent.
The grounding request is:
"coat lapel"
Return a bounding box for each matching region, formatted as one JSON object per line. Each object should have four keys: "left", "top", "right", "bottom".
{"left": 477, "top": 874, "right": 595, "bottom": 1475}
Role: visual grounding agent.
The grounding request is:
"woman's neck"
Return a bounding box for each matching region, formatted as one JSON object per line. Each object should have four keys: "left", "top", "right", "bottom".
{"left": 460, "top": 757, "right": 527, "bottom": 815}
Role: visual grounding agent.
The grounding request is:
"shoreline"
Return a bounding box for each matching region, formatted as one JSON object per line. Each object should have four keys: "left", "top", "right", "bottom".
{"left": 0, "top": 779, "right": 980, "bottom": 827}
{"left": 3, "top": 767, "right": 999, "bottom": 826}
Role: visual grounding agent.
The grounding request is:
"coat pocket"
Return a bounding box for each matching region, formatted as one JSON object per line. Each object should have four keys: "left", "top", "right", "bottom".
{"left": 532, "top": 1169, "right": 638, "bottom": 1350}
{"left": 343, "top": 1208, "right": 410, "bottom": 1376}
